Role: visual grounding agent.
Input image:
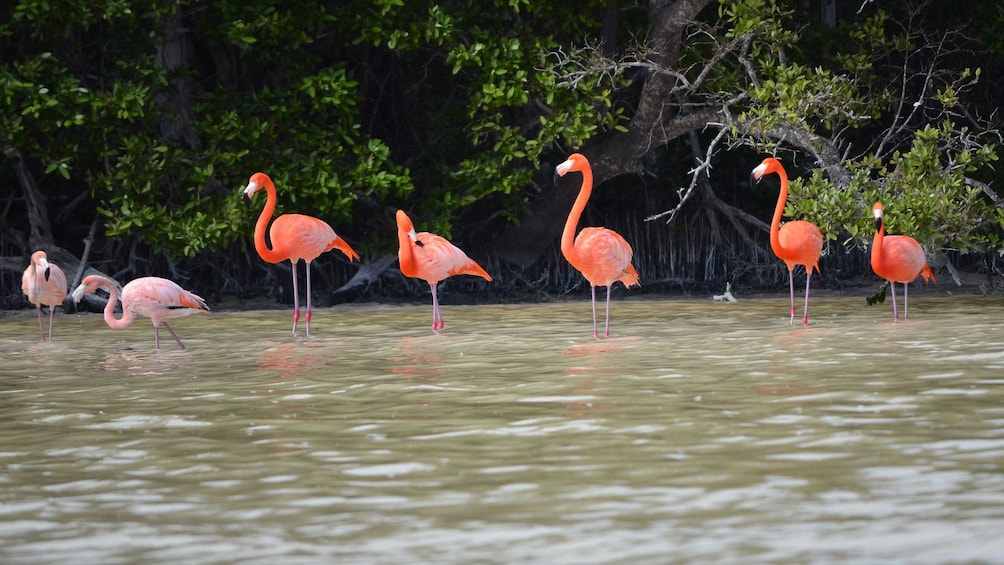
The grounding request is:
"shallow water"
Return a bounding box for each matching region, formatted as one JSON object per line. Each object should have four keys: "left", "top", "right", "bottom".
{"left": 2, "top": 294, "right": 1004, "bottom": 564}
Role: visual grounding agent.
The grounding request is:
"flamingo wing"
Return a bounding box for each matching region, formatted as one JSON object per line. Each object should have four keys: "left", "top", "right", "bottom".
{"left": 268, "top": 214, "right": 338, "bottom": 263}
{"left": 124, "top": 277, "right": 210, "bottom": 320}
{"left": 572, "top": 227, "right": 638, "bottom": 287}
{"left": 413, "top": 232, "right": 491, "bottom": 283}
{"left": 777, "top": 220, "right": 823, "bottom": 272}
{"left": 874, "top": 235, "right": 929, "bottom": 283}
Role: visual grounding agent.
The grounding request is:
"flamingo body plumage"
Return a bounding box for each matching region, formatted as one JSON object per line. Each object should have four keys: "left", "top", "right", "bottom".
{"left": 243, "top": 172, "right": 360, "bottom": 336}
{"left": 870, "top": 202, "right": 935, "bottom": 320}
{"left": 72, "top": 274, "right": 210, "bottom": 349}
{"left": 22, "top": 250, "right": 68, "bottom": 341}
{"left": 555, "top": 153, "right": 639, "bottom": 338}
{"left": 751, "top": 157, "right": 823, "bottom": 325}
{"left": 396, "top": 209, "right": 491, "bottom": 331}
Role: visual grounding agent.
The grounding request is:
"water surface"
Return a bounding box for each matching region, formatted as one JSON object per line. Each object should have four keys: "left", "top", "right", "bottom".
{"left": 2, "top": 295, "right": 1003, "bottom": 563}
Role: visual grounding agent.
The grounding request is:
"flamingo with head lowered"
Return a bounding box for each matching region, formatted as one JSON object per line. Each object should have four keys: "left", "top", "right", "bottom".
{"left": 72, "top": 275, "right": 209, "bottom": 349}
{"left": 396, "top": 210, "right": 492, "bottom": 332}
{"left": 243, "top": 172, "right": 360, "bottom": 337}
{"left": 870, "top": 202, "right": 935, "bottom": 320}
{"left": 554, "top": 153, "right": 640, "bottom": 338}
{"left": 751, "top": 157, "right": 824, "bottom": 325}
{"left": 22, "top": 250, "right": 68, "bottom": 341}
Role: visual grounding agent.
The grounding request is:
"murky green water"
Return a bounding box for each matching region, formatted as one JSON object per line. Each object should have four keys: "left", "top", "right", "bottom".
{"left": 2, "top": 294, "right": 1004, "bottom": 564}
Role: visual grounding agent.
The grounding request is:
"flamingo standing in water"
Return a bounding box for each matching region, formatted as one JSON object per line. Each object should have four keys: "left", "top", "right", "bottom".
{"left": 870, "top": 202, "right": 936, "bottom": 320}
{"left": 396, "top": 209, "right": 492, "bottom": 332}
{"left": 72, "top": 275, "right": 210, "bottom": 349}
{"left": 22, "top": 250, "right": 68, "bottom": 341}
{"left": 243, "top": 172, "right": 360, "bottom": 337}
{"left": 554, "top": 153, "right": 640, "bottom": 338}
{"left": 751, "top": 157, "right": 823, "bottom": 325}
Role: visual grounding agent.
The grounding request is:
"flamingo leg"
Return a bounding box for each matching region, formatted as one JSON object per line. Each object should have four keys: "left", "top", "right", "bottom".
{"left": 590, "top": 285, "right": 599, "bottom": 339}
{"left": 36, "top": 307, "right": 45, "bottom": 341}
{"left": 304, "top": 261, "right": 313, "bottom": 337}
{"left": 802, "top": 268, "right": 812, "bottom": 326}
{"left": 604, "top": 285, "right": 612, "bottom": 338}
{"left": 429, "top": 282, "right": 445, "bottom": 332}
{"left": 787, "top": 269, "right": 796, "bottom": 325}
{"left": 903, "top": 280, "right": 911, "bottom": 321}
{"left": 290, "top": 260, "right": 301, "bottom": 336}
{"left": 47, "top": 306, "right": 55, "bottom": 341}
{"left": 154, "top": 323, "right": 161, "bottom": 350}
{"left": 163, "top": 321, "right": 186, "bottom": 349}
{"left": 890, "top": 281, "right": 899, "bottom": 321}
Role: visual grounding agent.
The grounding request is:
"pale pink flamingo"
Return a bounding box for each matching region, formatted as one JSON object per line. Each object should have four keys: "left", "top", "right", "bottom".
{"left": 22, "top": 250, "right": 68, "bottom": 341}
{"left": 72, "top": 274, "right": 209, "bottom": 349}
{"left": 871, "top": 202, "right": 936, "bottom": 320}
{"left": 751, "top": 157, "right": 824, "bottom": 325}
{"left": 243, "top": 172, "right": 360, "bottom": 336}
{"left": 554, "top": 153, "right": 640, "bottom": 338}
{"left": 396, "top": 209, "right": 492, "bottom": 331}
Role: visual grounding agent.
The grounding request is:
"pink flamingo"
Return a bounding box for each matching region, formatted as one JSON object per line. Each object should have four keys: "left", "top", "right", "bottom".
{"left": 871, "top": 202, "right": 936, "bottom": 320}
{"left": 554, "top": 153, "right": 640, "bottom": 338}
{"left": 751, "top": 157, "right": 824, "bottom": 325}
{"left": 243, "top": 172, "right": 360, "bottom": 336}
{"left": 72, "top": 274, "right": 210, "bottom": 349}
{"left": 22, "top": 250, "right": 68, "bottom": 341}
{"left": 396, "top": 209, "right": 492, "bottom": 331}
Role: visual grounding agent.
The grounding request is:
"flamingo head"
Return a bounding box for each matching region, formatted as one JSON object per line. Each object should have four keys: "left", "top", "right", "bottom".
{"left": 750, "top": 157, "right": 783, "bottom": 184}
{"left": 31, "top": 251, "right": 51, "bottom": 281}
{"left": 396, "top": 210, "right": 423, "bottom": 246}
{"left": 555, "top": 153, "right": 589, "bottom": 182}
{"left": 242, "top": 172, "right": 272, "bottom": 205}
{"left": 872, "top": 202, "right": 885, "bottom": 231}
{"left": 71, "top": 274, "right": 106, "bottom": 303}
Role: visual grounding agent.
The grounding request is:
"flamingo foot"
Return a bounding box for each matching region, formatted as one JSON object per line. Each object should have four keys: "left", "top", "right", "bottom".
{"left": 291, "top": 308, "right": 300, "bottom": 336}
{"left": 801, "top": 314, "right": 809, "bottom": 326}
{"left": 305, "top": 310, "right": 312, "bottom": 337}
{"left": 789, "top": 307, "right": 796, "bottom": 325}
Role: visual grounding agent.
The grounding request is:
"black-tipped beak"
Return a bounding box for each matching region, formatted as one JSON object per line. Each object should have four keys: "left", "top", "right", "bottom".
{"left": 750, "top": 172, "right": 759, "bottom": 186}
{"left": 43, "top": 266, "right": 51, "bottom": 281}
{"left": 243, "top": 193, "right": 252, "bottom": 207}
{"left": 415, "top": 239, "right": 425, "bottom": 247}
{"left": 874, "top": 216, "right": 883, "bottom": 232}
{"left": 553, "top": 168, "right": 561, "bottom": 185}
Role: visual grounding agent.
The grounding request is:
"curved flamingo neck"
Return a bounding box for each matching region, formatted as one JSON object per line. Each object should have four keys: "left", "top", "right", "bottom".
{"left": 871, "top": 216, "right": 885, "bottom": 266}
{"left": 562, "top": 165, "right": 594, "bottom": 265}
{"left": 397, "top": 227, "right": 417, "bottom": 277}
{"left": 98, "top": 279, "right": 135, "bottom": 330}
{"left": 252, "top": 178, "right": 285, "bottom": 263}
{"left": 770, "top": 167, "right": 789, "bottom": 254}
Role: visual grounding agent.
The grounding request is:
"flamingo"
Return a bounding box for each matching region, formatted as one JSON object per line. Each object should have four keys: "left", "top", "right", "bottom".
{"left": 554, "top": 153, "right": 640, "bottom": 338}
{"left": 751, "top": 157, "right": 823, "bottom": 325}
{"left": 870, "top": 202, "right": 936, "bottom": 320}
{"left": 396, "top": 209, "right": 492, "bottom": 331}
{"left": 243, "top": 172, "right": 360, "bottom": 337}
{"left": 72, "top": 274, "right": 210, "bottom": 349}
{"left": 22, "top": 250, "right": 68, "bottom": 341}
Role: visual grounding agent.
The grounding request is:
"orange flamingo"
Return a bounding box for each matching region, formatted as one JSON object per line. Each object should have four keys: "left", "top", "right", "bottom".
{"left": 870, "top": 202, "right": 935, "bottom": 320}
{"left": 554, "top": 153, "right": 640, "bottom": 338}
{"left": 396, "top": 209, "right": 492, "bottom": 331}
{"left": 72, "top": 274, "right": 210, "bottom": 349}
{"left": 22, "top": 250, "right": 68, "bottom": 341}
{"left": 751, "top": 157, "right": 823, "bottom": 325}
{"left": 243, "top": 172, "right": 360, "bottom": 336}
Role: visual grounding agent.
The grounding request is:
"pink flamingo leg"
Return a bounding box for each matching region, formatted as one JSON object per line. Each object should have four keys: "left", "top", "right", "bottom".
{"left": 290, "top": 261, "right": 301, "bottom": 336}
{"left": 890, "top": 281, "right": 899, "bottom": 321}
{"left": 304, "top": 261, "right": 313, "bottom": 336}
{"left": 430, "top": 282, "right": 444, "bottom": 332}
{"left": 604, "top": 285, "right": 612, "bottom": 338}
{"left": 163, "top": 321, "right": 186, "bottom": 349}
{"left": 35, "top": 307, "right": 45, "bottom": 341}
{"left": 801, "top": 269, "right": 811, "bottom": 326}
{"left": 788, "top": 269, "right": 796, "bottom": 325}
{"left": 903, "top": 280, "right": 911, "bottom": 321}
{"left": 47, "top": 307, "right": 55, "bottom": 341}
